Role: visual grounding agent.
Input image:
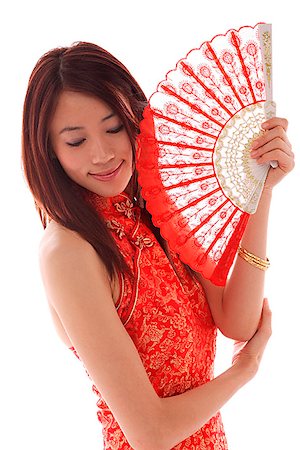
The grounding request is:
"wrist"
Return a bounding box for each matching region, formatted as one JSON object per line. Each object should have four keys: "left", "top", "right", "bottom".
{"left": 261, "top": 187, "right": 273, "bottom": 200}
{"left": 231, "top": 357, "right": 259, "bottom": 383}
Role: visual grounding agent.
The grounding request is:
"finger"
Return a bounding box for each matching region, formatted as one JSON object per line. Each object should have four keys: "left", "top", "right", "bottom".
{"left": 250, "top": 141, "right": 294, "bottom": 170}
{"left": 251, "top": 138, "right": 294, "bottom": 161}
{"left": 256, "top": 149, "right": 295, "bottom": 172}
{"left": 262, "top": 117, "right": 289, "bottom": 132}
{"left": 252, "top": 127, "right": 292, "bottom": 151}
{"left": 233, "top": 340, "right": 247, "bottom": 354}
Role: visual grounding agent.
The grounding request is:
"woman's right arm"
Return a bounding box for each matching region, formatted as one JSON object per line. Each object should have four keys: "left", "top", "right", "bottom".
{"left": 39, "top": 227, "right": 272, "bottom": 450}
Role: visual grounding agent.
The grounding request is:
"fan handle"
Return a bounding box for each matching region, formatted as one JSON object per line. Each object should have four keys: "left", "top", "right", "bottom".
{"left": 259, "top": 23, "right": 278, "bottom": 169}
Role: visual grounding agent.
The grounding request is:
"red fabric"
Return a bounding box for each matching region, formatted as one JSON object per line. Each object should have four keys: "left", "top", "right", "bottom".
{"left": 136, "top": 24, "right": 268, "bottom": 286}
{"left": 70, "top": 192, "right": 228, "bottom": 449}
{"left": 137, "top": 106, "right": 250, "bottom": 287}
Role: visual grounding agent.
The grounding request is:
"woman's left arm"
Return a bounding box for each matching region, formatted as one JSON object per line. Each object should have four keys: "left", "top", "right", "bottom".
{"left": 198, "top": 117, "right": 295, "bottom": 341}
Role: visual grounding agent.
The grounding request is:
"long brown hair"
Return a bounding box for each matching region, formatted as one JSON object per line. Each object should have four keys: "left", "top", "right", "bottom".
{"left": 22, "top": 41, "right": 148, "bottom": 279}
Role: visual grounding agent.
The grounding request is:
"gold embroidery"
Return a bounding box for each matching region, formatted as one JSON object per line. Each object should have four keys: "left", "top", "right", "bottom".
{"left": 123, "top": 248, "right": 142, "bottom": 327}
{"left": 262, "top": 30, "right": 272, "bottom": 88}
{"left": 114, "top": 199, "right": 135, "bottom": 219}
{"left": 71, "top": 192, "right": 227, "bottom": 449}
{"left": 106, "top": 219, "right": 125, "bottom": 239}
{"left": 134, "top": 235, "right": 154, "bottom": 249}
{"left": 214, "top": 103, "right": 269, "bottom": 213}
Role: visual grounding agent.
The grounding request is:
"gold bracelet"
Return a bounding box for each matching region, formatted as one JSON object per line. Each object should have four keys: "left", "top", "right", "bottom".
{"left": 238, "top": 246, "right": 270, "bottom": 271}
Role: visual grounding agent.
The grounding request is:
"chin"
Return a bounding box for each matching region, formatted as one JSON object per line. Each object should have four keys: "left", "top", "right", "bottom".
{"left": 88, "top": 176, "right": 132, "bottom": 198}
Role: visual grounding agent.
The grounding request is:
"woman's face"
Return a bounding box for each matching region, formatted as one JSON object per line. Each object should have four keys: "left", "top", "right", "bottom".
{"left": 50, "top": 90, "right": 133, "bottom": 198}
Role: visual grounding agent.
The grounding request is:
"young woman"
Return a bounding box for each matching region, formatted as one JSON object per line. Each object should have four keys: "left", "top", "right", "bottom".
{"left": 22, "top": 42, "right": 294, "bottom": 449}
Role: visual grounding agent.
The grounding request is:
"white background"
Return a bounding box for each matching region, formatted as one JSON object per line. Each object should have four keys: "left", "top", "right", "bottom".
{"left": 1, "top": 1, "right": 299, "bottom": 449}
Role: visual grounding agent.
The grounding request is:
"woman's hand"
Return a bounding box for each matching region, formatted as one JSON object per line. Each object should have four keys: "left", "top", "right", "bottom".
{"left": 232, "top": 298, "right": 272, "bottom": 380}
{"left": 250, "top": 117, "right": 295, "bottom": 191}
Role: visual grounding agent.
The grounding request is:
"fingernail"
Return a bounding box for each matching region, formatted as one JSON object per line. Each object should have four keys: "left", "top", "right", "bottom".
{"left": 251, "top": 151, "right": 258, "bottom": 157}
{"left": 261, "top": 122, "right": 269, "bottom": 129}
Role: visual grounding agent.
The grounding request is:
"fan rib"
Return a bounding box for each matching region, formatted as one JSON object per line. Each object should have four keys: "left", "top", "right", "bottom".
{"left": 161, "top": 85, "right": 223, "bottom": 127}
{"left": 206, "top": 207, "right": 240, "bottom": 255}
{"left": 230, "top": 32, "right": 256, "bottom": 103}
{"left": 157, "top": 141, "right": 214, "bottom": 152}
{"left": 164, "top": 173, "right": 215, "bottom": 191}
{"left": 153, "top": 111, "right": 217, "bottom": 139}
{"left": 163, "top": 188, "right": 221, "bottom": 225}
{"left": 180, "top": 62, "right": 233, "bottom": 116}
{"left": 205, "top": 42, "right": 244, "bottom": 108}
{"left": 179, "top": 187, "right": 221, "bottom": 214}
{"left": 160, "top": 162, "right": 212, "bottom": 169}
{"left": 138, "top": 23, "right": 270, "bottom": 285}
{"left": 185, "top": 198, "right": 229, "bottom": 239}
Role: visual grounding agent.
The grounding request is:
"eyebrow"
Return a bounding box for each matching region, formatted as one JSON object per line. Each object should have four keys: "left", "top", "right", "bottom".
{"left": 59, "top": 112, "right": 116, "bottom": 135}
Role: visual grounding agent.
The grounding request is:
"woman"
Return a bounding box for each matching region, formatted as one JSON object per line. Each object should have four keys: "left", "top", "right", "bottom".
{"left": 22, "top": 42, "right": 294, "bottom": 449}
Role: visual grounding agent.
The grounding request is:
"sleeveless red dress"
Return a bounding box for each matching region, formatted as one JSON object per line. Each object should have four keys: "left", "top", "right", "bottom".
{"left": 69, "top": 191, "right": 228, "bottom": 449}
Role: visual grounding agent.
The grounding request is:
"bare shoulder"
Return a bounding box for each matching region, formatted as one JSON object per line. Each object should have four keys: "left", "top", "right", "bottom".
{"left": 38, "top": 220, "right": 164, "bottom": 449}
{"left": 39, "top": 220, "right": 108, "bottom": 277}
{"left": 39, "top": 220, "right": 112, "bottom": 313}
{"left": 40, "top": 220, "right": 94, "bottom": 261}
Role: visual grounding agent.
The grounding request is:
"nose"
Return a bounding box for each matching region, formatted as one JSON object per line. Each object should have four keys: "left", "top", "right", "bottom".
{"left": 90, "top": 138, "right": 115, "bottom": 165}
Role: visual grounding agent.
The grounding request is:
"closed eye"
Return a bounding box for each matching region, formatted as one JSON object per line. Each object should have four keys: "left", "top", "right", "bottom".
{"left": 107, "top": 124, "right": 124, "bottom": 134}
{"left": 67, "top": 139, "right": 86, "bottom": 147}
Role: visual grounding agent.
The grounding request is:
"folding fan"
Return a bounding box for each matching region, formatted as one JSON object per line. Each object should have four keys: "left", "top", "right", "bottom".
{"left": 136, "top": 23, "right": 276, "bottom": 286}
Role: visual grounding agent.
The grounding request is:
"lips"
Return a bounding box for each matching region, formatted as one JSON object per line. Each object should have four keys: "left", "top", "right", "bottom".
{"left": 91, "top": 161, "right": 123, "bottom": 176}
{"left": 89, "top": 161, "right": 124, "bottom": 181}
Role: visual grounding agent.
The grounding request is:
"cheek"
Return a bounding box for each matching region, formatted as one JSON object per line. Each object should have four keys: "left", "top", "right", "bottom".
{"left": 51, "top": 130, "right": 89, "bottom": 185}
{"left": 57, "top": 152, "right": 86, "bottom": 178}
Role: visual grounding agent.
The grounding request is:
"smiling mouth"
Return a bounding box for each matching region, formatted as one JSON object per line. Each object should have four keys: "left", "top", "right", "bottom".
{"left": 90, "top": 161, "right": 123, "bottom": 176}
{"left": 89, "top": 161, "right": 124, "bottom": 180}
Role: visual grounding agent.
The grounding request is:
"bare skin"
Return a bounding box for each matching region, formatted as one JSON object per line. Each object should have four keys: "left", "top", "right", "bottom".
{"left": 40, "top": 221, "right": 272, "bottom": 450}
{"left": 40, "top": 91, "right": 293, "bottom": 449}
{"left": 194, "top": 117, "right": 294, "bottom": 341}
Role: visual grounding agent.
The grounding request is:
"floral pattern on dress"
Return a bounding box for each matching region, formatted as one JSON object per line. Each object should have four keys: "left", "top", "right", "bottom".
{"left": 69, "top": 192, "right": 228, "bottom": 449}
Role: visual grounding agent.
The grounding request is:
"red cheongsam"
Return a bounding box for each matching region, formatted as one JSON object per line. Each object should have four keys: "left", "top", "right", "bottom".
{"left": 69, "top": 191, "right": 228, "bottom": 449}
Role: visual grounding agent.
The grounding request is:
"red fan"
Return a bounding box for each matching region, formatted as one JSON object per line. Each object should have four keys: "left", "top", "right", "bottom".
{"left": 136, "top": 23, "right": 276, "bottom": 286}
